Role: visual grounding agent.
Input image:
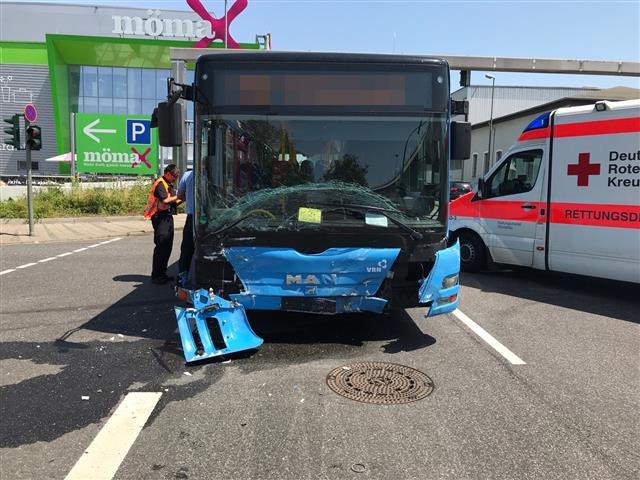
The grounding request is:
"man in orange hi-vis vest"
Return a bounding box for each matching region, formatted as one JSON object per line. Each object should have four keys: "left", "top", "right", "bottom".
{"left": 144, "top": 164, "right": 181, "bottom": 284}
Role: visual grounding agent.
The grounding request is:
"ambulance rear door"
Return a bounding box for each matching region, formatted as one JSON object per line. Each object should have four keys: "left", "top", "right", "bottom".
{"left": 547, "top": 101, "right": 640, "bottom": 283}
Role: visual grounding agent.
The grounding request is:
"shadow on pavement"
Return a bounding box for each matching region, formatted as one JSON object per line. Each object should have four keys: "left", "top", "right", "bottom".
{"left": 1, "top": 261, "right": 436, "bottom": 448}
{"left": 461, "top": 268, "right": 640, "bottom": 324}
{"left": 249, "top": 308, "right": 435, "bottom": 353}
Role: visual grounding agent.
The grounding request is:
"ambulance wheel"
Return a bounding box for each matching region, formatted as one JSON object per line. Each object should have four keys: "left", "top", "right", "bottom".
{"left": 458, "top": 232, "right": 486, "bottom": 272}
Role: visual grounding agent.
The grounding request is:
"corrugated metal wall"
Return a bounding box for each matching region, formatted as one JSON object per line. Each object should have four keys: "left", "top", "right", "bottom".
{"left": 451, "top": 86, "right": 599, "bottom": 125}
{"left": 0, "top": 64, "right": 58, "bottom": 177}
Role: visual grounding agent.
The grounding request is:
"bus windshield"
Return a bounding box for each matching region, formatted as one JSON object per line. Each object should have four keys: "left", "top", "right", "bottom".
{"left": 199, "top": 114, "right": 446, "bottom": 236}
{"left": 193, "top": 57, "right": 450, "bottom": 240}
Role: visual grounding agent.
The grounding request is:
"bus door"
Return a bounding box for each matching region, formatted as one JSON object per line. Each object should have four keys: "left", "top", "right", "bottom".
{"left": 480, "top": 148, "right": 545, "bottom": 266}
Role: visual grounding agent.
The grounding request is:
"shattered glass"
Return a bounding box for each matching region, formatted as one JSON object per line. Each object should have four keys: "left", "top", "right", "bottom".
{"left": 198, "top": 115, "right": 446, "bottom": 236}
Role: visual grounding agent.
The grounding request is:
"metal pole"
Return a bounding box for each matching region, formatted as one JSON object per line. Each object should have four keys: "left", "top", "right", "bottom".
{"left": 171, "top": 60, "right": 188, "bottom": 176}
{"left": 485, "top": 74, "right": 495, "bottom": 171}
{"left": 224, "top": 0, "right": 228, "bottom": 48}
{"left": 70, "top": 112, "right": 76, "bottom": 178}
{"left": 25, "top": 122, "right": 34, "bottom": 236}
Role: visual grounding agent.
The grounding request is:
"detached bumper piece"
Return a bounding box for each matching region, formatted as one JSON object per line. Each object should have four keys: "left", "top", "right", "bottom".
{"left": 418, "top": 240, "right": 461, "bottom": 317}
{"left": 175, "top": 288, "right": 263, "bottom": 363}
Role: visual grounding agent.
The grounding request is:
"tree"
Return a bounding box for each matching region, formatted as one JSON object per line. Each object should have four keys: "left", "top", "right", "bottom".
{"left": 323, "top": 154, "right": 368, "bottom": 186}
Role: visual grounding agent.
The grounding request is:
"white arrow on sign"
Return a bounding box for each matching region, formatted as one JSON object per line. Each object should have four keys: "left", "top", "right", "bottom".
{"left": 83, "top": 118, "right": 116, "bottom": 143}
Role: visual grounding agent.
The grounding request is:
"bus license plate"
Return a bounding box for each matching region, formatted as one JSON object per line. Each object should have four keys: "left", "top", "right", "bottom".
{"left": 282, "top": 297, "right": 337, "bottom": 314}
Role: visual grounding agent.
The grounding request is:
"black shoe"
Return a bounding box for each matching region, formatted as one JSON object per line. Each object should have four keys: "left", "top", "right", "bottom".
{"left": 160, "top": 274, "right": 175, "bottom": 281}
{"left": 151, "top": 276, "right": 168, "bottom": 285}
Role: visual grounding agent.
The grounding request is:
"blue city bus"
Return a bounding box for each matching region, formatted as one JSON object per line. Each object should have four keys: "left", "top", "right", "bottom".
{"left": 155, "top": 52, "right": 470, "bottom": 362}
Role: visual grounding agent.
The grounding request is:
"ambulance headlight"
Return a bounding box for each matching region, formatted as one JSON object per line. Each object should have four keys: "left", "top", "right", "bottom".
{"left": 442, "top": 274, "right": 459, "bottom": 289}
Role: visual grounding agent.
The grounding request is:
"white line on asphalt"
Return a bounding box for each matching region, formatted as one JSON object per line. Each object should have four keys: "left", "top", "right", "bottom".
{"left": 452, "top": 309, "right": 526, "bottom": 365}
{"left": 65, "top": 392, "right": 162, "bottom": 480}
{"left": 99, "top": 237, "right": 122, "bottom": 245}
{"left": 2, "top": 237, "right": 123, "bottom": 276}
{"left": 16, "top": 262, "right": 37, "bottom": 269}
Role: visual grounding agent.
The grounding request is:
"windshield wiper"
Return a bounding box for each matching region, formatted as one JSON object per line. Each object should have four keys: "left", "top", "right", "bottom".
{"left": 201, "top": 213, "right": 256, "bottom": 242}
{"left": 310, "top": 202, "right": 424, "bottom": 241}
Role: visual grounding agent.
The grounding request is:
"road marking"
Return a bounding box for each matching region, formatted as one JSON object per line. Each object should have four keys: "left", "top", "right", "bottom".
{"left": 452, "top": 309, "right": 526, "bottom": 365}
{"left": 100, "top": 237, "right": 123, "bottom": 245}
{"left": 16, "top": 262, "right": 37, "bottom": 269}
{"left": 65, "top": 392, "right": 162, "bottom": 480}
{"left": 2, "top": 238, "right": 122, "bottom": 276}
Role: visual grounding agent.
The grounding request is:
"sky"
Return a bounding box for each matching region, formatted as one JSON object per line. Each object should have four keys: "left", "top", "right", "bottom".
{"left": 21, "top": 0, "right": 640, "bottom": 90}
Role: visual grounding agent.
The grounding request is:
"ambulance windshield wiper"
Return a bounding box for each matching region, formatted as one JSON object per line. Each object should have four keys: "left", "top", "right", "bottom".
{"left": 310, "top": 202, "right": 424, "bottom": 241}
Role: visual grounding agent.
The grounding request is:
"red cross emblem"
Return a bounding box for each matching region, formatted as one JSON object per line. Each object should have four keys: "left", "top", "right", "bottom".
{"left": 567, "top": 152, "right": 600, "bottom": 186}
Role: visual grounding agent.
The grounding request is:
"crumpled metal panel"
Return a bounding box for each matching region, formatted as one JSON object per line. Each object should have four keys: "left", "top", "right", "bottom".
{"left": 175, "top": 288, "right": 263, "bottom": 363}
{"left": 224, "top": 247, "right": 401, "bottom": 297}
{"left": 418, "top": 240, "right": 461, "bottom": 317}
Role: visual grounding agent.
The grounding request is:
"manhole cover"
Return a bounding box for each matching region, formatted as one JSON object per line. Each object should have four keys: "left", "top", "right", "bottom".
{"left": 326, "top": 362, "right": 434, "bottom": 405}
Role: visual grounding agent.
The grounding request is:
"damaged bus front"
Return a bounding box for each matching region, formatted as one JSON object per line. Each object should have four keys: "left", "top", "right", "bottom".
{"left": 155, "top": 52, "right": 470, "bottom": 362}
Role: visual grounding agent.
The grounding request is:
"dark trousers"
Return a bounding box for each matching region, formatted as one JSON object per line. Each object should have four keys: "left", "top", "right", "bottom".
{"left": 179, "top": 214, "right": 194, "bottom": 273}
{"left": 151, "top": 212, "right": 174, "bottom": 279}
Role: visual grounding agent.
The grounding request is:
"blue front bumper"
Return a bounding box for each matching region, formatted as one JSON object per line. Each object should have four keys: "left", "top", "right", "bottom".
{"left": 220, "top": 243, "right": 460, "bottom": 316}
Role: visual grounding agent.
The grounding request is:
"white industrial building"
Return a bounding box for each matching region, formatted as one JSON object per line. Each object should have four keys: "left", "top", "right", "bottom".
{"left": 450, "top": 85, "right": 639, "bottom": 183}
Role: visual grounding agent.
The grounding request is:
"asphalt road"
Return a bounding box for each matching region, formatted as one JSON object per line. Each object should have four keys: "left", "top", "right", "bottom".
{"left": 0, "top": 235, "right": 638, "bottom": 480}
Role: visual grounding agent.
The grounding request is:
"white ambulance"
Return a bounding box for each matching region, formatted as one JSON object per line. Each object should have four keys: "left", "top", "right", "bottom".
{"left": 449, "top": 99, "right": 639, "bottom": 283}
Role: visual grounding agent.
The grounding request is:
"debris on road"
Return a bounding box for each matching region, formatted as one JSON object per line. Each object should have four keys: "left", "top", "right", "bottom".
{"left": 81, "top": 396, "right": 90, "bottom": 401}
{"left": 351, "top": 463, "right": 366, "bottom": 473}
{"left": 174, "top": 287, "right": 263, "bottom": 363}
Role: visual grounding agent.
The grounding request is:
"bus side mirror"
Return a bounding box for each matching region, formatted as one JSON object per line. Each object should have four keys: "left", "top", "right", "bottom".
{"left": 151, "top": 101, "right": 183, "bottom": 147}
{"left": 451, "top": 121, "right": 471, "bottom": 160}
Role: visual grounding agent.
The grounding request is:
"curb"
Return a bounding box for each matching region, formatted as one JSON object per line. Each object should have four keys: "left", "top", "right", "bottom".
{"left": 0, "top": 225, "right": 184, "bottom": 245}
{"left": 1, "top": 214, "right": 186, "bottom": 225}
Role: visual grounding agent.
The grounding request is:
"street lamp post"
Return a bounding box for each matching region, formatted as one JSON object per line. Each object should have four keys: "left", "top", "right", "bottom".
{"left": 485, "top": 74, "right": 496, "bottom": 171}
{"left": 224, "top": 0, "right": 228, "bottom": 48}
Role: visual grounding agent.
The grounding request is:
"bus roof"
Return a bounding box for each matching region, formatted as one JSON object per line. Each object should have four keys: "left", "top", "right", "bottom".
{"left": 196, "top": 51, "right": 449, "bottom": 68}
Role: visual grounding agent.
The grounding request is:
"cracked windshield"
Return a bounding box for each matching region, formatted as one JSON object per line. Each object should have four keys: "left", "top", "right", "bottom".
{"left": 199, "top": 115, "right": 446, "bottom": 235}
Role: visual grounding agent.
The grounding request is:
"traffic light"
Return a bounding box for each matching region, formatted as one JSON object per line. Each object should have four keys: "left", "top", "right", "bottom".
{"left": 3, "top": 114, "right": 21, "bottom": 149}
{"left": 26, "top": 125, "right": 42, "bottom": 151}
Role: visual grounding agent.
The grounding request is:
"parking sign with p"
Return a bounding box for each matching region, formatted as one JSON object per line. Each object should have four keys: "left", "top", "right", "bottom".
{"left": 127, "top": 119, "right": 151, "bottom": 145}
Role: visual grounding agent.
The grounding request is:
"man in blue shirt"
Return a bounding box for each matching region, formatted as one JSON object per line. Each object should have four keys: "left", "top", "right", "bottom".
{"left": 177, "top": 169, "right": 195, "bottom": 284}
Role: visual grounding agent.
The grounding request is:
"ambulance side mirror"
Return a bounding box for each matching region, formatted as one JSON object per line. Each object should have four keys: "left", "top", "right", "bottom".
{"left": 476, "top": 178, "right": 485, "bottom": 199}
{"left": 151, "top": 101, "right": 183, "bottom": 147}
{"left": 450, "top": 121, "right": 471, "bottom": 160}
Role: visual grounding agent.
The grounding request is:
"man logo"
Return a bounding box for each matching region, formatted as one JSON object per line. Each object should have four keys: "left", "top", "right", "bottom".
{"left": 285, "top": 274, "right": 337, "bottom": 285}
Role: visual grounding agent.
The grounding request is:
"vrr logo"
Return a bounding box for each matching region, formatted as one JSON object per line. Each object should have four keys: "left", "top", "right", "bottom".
{"left": 567, "top": 152, "right": 600, "bottom": 186}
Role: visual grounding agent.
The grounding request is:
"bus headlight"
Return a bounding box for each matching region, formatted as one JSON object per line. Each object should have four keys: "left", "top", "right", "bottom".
{"left": 442, "top": 274, "right": 459, "bottom": 289}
